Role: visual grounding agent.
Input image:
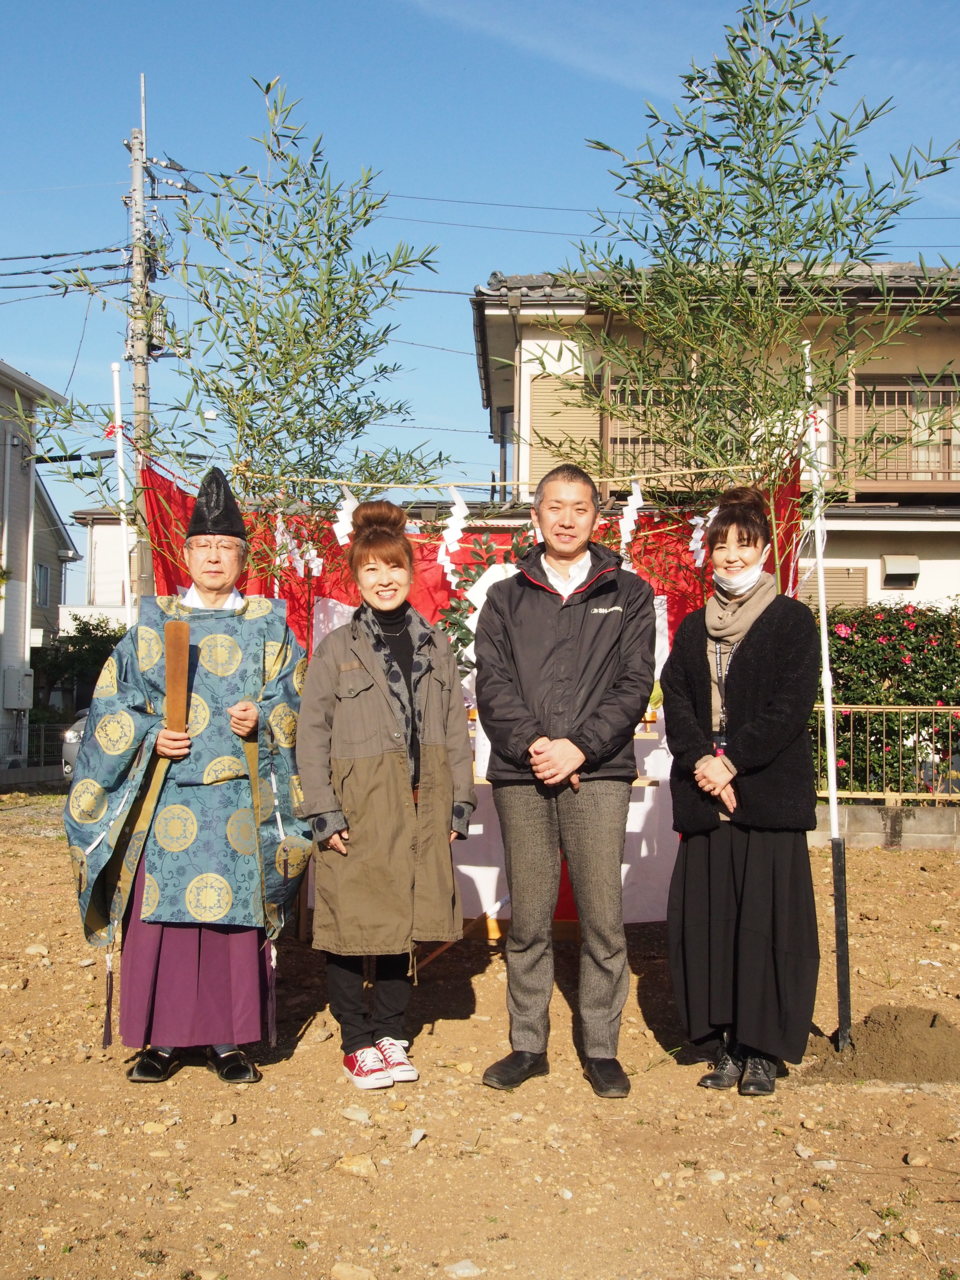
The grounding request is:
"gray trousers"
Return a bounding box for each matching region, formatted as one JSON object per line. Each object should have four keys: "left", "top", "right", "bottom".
{"left": 492, "top": 779, "right": 632, "bottom": 1058}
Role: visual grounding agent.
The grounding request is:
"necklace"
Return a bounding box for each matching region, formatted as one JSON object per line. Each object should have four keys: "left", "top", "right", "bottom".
{"left": 376, "top": 617, "right": 408, "bottom": 636}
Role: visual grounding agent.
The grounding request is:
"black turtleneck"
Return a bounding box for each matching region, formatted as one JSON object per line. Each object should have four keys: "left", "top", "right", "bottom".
{"left": 373, "top": 603, "right": 420, "bottom": 787}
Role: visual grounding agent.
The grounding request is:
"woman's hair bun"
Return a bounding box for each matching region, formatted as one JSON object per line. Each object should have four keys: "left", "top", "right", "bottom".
{"left": 351, "top": 499, "right": 407, "bottom": 536}
{"left": 717, "top": 486, "right": 765, "bottom": 513}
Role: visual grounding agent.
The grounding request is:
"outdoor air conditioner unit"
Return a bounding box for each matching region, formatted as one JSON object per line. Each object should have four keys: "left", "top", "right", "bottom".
{"left": 3, "top": 667, "right": 34, "bottom": 711}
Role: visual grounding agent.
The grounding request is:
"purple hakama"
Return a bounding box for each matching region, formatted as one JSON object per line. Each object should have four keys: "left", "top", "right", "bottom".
{"left": 119, "top": 856, "right": 271, "bottom": 1049}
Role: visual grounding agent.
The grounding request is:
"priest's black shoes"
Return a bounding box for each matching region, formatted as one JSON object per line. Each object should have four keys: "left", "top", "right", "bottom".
{"left": 482, "top": 1050, "right": 549, "bottom": 1090}
{"left": 127, "top": 1047, "right": 181, "bottom": 1083}
{"left": 583, "top": 1056, "right": 630, "bottom": 1098}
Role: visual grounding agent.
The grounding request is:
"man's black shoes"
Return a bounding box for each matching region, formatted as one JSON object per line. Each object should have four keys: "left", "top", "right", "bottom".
{"left": 583, "top": 1056, "right": 630, "bottom": 1098}
{"left": 482, "top": 1050, "right": 549, "bottom": 1090}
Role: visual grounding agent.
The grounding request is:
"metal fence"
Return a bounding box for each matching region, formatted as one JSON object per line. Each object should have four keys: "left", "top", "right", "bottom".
{"left": 812, "top": 704, "right": 960, "bottom": 803}
{"left": 0, "top": 723, "right": 69, "bottom": 770}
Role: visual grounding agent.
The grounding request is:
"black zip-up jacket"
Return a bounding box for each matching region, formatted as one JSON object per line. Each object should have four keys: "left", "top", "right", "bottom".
{"left": 661, "top": 595, "right": 820, "bottom": 834}
{"left": 475, "top": 541, "right": 656, "bottom": 782}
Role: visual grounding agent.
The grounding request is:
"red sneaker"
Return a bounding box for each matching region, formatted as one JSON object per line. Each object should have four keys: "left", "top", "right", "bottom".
{"left": 342, "top": 1046, "right": 394, "bottom": 1090}
{"left": 376, "top": 1036, "right": 419, "bottom": 1083}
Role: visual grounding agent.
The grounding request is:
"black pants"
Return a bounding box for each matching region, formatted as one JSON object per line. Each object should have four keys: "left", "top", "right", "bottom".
{"left": 324, "top": 952, "right": 412, "bottom": 1055}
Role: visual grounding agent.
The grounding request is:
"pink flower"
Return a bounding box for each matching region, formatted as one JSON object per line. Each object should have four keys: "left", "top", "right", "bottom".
{"left": 837, "top": 757, "right": 848, "bottom": 768}
{"left": 884, "top": 745, "right": 891, "bottom": 752}
{"left": 937, "top": 699, "right": 945, "bottom": 706}
{"left": 833, "top": 623, "right": 852, "bottom": 638}
{"left": 874, "top": 612, "right": 885, "bottom": 620}
{"left": 904, "top": 621, "right": 916, "bottom": 631}
{"left": 902, "top": 654, "right": 913, "bottom": 665}
{"left": 877, "top": 635, "right": 888, "bottom": 644}
{"left": 905, "top": 604, "right": 916, "bottom": 615}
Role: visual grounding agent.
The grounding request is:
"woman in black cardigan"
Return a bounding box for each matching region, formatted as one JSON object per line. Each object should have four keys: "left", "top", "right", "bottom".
{"left": 661, "top": 488, "right": 820, "bottom": 1096}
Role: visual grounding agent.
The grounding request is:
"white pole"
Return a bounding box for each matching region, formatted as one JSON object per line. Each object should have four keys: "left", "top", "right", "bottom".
{"left": 111, "top": 363, "right": 135, "bottom": 629}
{"left": 803, "top": 343, "right": 852, "bottom": 1049}
{"left": 802, "top": 341, "right": 840, "bottom": 840}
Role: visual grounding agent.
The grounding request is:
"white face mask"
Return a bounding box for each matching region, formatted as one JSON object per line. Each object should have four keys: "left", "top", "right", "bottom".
{"left": 713, "top": 559, "right": 767, "bottom": 596}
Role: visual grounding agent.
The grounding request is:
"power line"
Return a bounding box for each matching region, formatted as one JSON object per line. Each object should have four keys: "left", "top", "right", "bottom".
{"left": 0, "top": 261, "right": 128, "bottom": 280}
{"left": 0, "top": 245, "right": 127, "bottom": 263}
{"left": 379, "top": 214, "right": 607, "bottom": 238}
{"left": 390, "top": 339, "right": 474, "bottom": 356}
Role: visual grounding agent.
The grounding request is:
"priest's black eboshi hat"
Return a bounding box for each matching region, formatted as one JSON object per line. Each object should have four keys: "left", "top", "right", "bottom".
{"left": 185, "top": 468, "right": 247, "bottom": 541}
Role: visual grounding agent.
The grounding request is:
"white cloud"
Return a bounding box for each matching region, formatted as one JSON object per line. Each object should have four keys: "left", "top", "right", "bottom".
{"left": 400, "top": 0, "right": 717, "bottom": 95}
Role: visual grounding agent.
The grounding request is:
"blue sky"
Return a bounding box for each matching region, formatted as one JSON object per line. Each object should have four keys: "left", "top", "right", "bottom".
{"left": 3, "top": 0, "right": 960, "bottom": 599}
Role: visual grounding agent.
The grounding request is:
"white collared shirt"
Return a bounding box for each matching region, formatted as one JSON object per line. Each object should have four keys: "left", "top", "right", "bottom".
{"left": 542, "top": 549, "right": 592, "bottom": 600}
{"left": 181, "top": 585, "right": 245, "bottom": 610}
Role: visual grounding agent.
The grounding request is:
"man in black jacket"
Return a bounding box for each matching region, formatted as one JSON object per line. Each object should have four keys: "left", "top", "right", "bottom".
{"left": 475, "top": 464, "right": 655, "bottom": 1097}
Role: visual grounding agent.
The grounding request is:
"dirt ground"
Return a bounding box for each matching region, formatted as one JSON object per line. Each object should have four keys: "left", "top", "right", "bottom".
{"left": 1, "top": 790, "right": 958, "bottom": 1280}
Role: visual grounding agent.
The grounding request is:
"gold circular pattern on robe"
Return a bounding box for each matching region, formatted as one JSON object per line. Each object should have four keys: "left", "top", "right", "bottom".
{"left": 93, "top": 657, "right": 118, "bottom": 699}
{"left": 140, "top": 873, "right": 161, "bottom": 917}
{"left": 293, "top": 656, "right": 308, "bottom": 695}
{"left": 226, "top": 807, "right": 258, "bottom": 856}
{"left": 198, "top": 633, "right": 243, "bottom": 678}
{"left": 69, "top": 779, "right": 108, "bottom": 824}
{"left": 268, "top": 702, "right": 297, "bottom": 748}
{"left": 68, "top": 845, "right": 88, "bottom": 893}
{"left": 94, "top": 709, "right": 136, "bottom": 756}
{"left": 289, "top": 773, "right": 305, "bottom": 813}
{"left": 275, "top": 834, "right": 312, "bottom": 879}
{"left": 202, "top": 754, "right": 246, "bottom": 784}
{"left": 137, "top": 626, "right": 163, "bottom": 672}
{"left": 153, "top": 804, "right": 198, "bottom": 852}
{"left": 186, "top": 693, "right": 211, "bottom": 738}
{"left": 156, "top": 596, "right": 180, "bottom": 616}
{"left": 185, "top": 873, "right": 233, "bottom": 921}
{"left": 244, "top": 597, "right": 273, "bottom": 619}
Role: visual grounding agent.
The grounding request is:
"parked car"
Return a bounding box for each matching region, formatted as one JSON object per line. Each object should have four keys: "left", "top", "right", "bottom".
{"left": 62, "top": 710, "right": 89, "bottom": 778}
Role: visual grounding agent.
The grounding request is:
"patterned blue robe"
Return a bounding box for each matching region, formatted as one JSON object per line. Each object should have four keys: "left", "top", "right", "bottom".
{"left": 64, "top": 595, "right": 312, "bottom": 946}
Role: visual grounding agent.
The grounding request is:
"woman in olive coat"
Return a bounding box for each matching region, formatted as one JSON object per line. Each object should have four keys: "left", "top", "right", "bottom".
{"left": 297, "top": 501, "right": 475, "bottom": 1089}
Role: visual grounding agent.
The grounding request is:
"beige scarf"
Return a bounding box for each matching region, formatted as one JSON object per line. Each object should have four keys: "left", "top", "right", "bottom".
{"left": 705, "top": 571, "right": 778, "bottom": 735}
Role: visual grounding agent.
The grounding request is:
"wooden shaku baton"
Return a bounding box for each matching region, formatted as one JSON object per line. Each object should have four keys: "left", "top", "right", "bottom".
{"left": 164, "top": 620, "right": 191, "bottom": 733}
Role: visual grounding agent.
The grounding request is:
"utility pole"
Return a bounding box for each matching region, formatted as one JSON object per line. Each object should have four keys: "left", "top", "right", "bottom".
{"left": 120, "top": 78, "right": 199, "bottom": 604}
{"left": 124, "top": 83, "right": 155, "bottom": 599}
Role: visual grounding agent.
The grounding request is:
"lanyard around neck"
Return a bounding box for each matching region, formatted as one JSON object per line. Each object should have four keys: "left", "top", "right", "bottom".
{"left": 714, "top": 640, "right": 739, "bottom": 732}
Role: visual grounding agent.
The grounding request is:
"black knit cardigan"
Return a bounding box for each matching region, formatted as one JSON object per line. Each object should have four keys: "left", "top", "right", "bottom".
{"left": 660, "top": 595, "right": 821, "bottom": 834}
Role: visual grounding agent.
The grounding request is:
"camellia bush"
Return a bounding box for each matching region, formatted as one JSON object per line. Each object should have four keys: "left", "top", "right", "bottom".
{"left": 821, "top": 601, "right": 960, "bottom": 799}
{"left": 826, "top": 601, "right": 960, "bottom": 704}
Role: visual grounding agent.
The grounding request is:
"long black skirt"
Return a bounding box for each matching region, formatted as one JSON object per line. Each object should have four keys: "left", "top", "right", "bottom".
{"left": 667, "top": 824, "right": 820, "bottom": 1063}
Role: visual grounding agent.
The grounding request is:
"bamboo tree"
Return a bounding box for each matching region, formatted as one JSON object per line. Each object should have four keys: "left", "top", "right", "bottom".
{"left": 538, "top": 0, "right": 960, "bottom": 508}
{"left": 169, "top": 78, "right": 449, "bottom": 512}
{"left": 36, "top": 78, "right": 449, "bottom": 534}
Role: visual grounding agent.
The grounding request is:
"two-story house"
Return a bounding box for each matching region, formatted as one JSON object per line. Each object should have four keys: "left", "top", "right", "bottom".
{"left": 0, "top": 361, "right": 79, "bottom": 764}
{"left": 471, "top": 265, "right": 960, "bottom": 608}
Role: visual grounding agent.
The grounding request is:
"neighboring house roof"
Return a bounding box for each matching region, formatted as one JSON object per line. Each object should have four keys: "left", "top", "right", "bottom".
{"left": 470, "top": 262, "right": 960, "bottom": 409}
{"left": 0, "top": 360, "right": 65, "bottom": 407}
{"left": 71, "top": 506, "right": 125, "bottom": 526}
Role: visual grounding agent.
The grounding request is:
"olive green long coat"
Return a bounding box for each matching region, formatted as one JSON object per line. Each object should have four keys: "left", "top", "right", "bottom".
{"left": 296, "top": 614, "right": 476, "bottom": 955}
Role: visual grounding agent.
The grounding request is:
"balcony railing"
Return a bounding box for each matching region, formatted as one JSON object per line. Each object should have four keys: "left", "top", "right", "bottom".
{"left": 812, "top": 704, "right": 960, "bottom": 802}
{"left": 832, "top": 386, "right": 960, "bottom": 490}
